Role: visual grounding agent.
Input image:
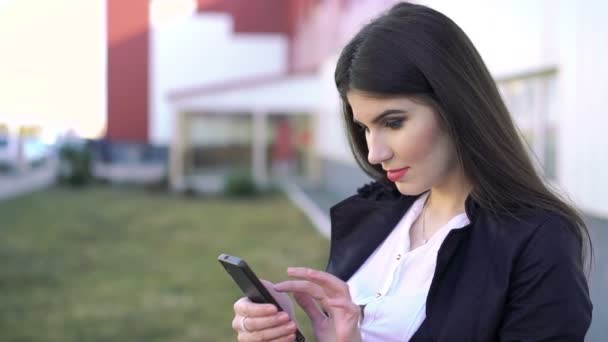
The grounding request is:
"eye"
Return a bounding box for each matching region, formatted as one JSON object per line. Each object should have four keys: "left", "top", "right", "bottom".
{"left": 384, "top": 118, "right": 404, "bottom": 129}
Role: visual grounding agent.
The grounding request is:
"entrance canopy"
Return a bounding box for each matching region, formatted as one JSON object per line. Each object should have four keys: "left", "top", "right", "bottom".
{"left": 167, "top": 71, "right": 322, "bottom": 192}
{"left": 169, "top": 71, "right": 321, "bottom": 114}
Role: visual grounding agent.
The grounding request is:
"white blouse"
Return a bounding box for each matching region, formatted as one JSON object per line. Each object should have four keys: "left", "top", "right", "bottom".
{"left": 347, "top": 191, "right": 470, "bottom": 342}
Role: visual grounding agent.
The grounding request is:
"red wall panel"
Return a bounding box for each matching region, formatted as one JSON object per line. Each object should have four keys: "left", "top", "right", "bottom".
{"left": 198, "top": 0, "right": 294, "bottom": 34}
{"left": 106, "top": 0, "right": 149, "bottom": 143}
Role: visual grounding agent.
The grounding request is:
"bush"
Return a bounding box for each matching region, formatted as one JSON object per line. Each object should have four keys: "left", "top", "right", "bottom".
{"left": 145, "top": 172, "right": 169, "bottom": 193}
{"left": 223, "top": 173, "right": 259, "bottom": 197}
{"left": 58, "top": 143, "right": 92, "bottom": 186}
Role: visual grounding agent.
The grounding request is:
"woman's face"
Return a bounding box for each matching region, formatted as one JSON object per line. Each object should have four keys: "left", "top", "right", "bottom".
{"left": 347, "top": 90, "right": 460, "bottom": 195}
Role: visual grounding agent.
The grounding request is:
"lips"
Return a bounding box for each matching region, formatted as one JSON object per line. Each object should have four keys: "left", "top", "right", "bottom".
{"left": 386, "top": 167, "right": 409, "bottom": 182}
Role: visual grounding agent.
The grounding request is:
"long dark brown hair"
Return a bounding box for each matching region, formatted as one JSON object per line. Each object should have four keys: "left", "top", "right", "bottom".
{"left": 334, "top": 2, "right": 592, "bottom": 269}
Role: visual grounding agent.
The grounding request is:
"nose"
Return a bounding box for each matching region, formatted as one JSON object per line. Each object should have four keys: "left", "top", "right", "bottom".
{"left": 367, "top": 133, "right": 392, "bottom": 165}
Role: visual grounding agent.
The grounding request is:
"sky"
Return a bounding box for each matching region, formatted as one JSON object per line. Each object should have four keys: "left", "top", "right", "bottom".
{"left": 0, "top": 0, "right": 106, "bottom": 139}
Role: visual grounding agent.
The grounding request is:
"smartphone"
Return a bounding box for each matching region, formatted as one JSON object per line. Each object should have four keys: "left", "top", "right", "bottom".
{"left": 218, "top": 253, "right": 306, "bottom": 342}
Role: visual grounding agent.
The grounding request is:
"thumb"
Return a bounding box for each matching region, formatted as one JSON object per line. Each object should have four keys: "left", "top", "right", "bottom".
{"left": 292, "top": 291, "right": 327, "bottom": 325}
{"left": 260, "top": 279, "right": 297, "bottom": 323}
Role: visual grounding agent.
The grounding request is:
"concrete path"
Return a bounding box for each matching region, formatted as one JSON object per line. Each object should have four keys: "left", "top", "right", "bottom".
{"left": 0, "top": 159, "right": 57, "bottom": 201}
{"left": 586, "top": 215, "right": 608, "bottom": 342}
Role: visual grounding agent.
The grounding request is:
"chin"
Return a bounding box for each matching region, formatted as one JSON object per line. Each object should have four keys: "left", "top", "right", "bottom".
{"left": 393, "top": 180, "right": 432, "bottom": 196}
{"left": 394, "top": 182, "right": 422, "bottom": 196}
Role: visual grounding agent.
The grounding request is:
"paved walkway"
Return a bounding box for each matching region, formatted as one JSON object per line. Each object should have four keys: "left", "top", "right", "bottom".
{"left": 0, "top": 159, "right": 57, "bottom": 201}
{"left": 586, "top": 215, "right": 608, "bottom": 341}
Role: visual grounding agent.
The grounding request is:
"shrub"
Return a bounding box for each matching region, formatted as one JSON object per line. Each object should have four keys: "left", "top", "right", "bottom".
{"left": 223, "top": 173, "right": 259, "bottom": 197}
{"left": 58, "top": 143, "right": 92, "bottom": 186}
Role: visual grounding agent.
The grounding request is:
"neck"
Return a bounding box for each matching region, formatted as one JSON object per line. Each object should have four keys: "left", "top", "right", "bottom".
{"left": 425, "top": 167, "right": 472, "bottom": 221}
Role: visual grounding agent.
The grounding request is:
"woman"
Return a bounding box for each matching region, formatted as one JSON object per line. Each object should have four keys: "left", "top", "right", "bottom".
{"left": 231, "top": 2, "right": 593, "bottom": 341}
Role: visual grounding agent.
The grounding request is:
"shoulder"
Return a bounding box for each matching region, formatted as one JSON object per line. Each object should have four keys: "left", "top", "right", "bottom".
{"left": 493, "top": 210, "right": 591, "bottom": 339}
{"left": 481, "top": 209, "right": 584, "bottom": 269}
{"left": 517, "top": 211, "right": 583, "bottom": 264}
{"left": 480, "top": 206, "right": 577, "bottom": 240}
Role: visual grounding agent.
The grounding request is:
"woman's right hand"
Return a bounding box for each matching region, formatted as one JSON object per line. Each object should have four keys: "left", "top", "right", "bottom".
{"left": 232, "top": 279, "right": 300, "bottom": 342}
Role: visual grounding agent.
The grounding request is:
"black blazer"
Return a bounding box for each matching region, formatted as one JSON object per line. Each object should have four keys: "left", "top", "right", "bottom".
{"left": 326, "top": 182, "right": 592, "bottom": 341}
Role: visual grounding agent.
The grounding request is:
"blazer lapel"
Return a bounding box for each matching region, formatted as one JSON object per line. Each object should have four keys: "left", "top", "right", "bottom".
{"left": 411, "top": 195, "right": 481, "bottom": 341}
{"left": 326, "top": 194, "right": 418, "bottom": 281}
{"left": 428, "top": 194, "right": 480, "bottom": 303}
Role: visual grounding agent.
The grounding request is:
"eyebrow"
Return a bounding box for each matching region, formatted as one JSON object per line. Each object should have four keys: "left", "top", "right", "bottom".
{"left": 353, "top": 109, "right": 408, "bottom": 127}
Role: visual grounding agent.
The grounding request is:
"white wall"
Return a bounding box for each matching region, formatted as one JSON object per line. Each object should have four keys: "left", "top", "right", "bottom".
{"left": 315, "top": 54, "right": 353, "bottom": 164}
{"left": 421, "top": 0, "right": 553, "bottom": 77}
{"left": 149, "top": 13, "right": 288, "bottom": 145}
{"left": 556, "top": 0, "right": 608, "bottom": 217}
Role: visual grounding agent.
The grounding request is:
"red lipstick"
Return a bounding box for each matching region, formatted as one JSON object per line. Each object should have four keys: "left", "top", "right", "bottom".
{"left": 387, "top": 167, "right": 409, "bottom": 182}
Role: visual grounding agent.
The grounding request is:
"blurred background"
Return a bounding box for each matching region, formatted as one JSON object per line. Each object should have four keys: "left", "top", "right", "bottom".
{"left": 0, "top": 0, "right": 606, "bottom": 340}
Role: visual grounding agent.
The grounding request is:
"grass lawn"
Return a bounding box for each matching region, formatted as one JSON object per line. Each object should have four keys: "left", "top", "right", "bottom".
{"left": 0, "top": 186, "right": 329, "bottom": 341}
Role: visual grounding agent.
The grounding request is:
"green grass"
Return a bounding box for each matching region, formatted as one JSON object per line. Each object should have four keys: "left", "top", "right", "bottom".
{"left": 0, "top": 186, "right": 329, "bottom": 341}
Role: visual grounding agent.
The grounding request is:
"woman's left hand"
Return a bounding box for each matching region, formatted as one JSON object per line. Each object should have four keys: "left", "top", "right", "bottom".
{"left": 273, "top": 267, "right": 362, "bottom": 342}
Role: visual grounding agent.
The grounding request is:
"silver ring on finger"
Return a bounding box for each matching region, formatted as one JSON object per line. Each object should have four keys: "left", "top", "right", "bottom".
{"left": 240, "top": 315, "right": 251, "bottom": 333}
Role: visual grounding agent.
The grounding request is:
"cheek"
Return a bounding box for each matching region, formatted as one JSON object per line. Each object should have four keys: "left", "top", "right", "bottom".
{"left": 394, "top": 122, "right": 442, "bottom": 163}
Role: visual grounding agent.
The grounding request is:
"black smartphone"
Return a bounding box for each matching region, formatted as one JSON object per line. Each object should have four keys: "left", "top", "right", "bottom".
{"left": 217, "top": 253, "right": 306, "bottom": 342}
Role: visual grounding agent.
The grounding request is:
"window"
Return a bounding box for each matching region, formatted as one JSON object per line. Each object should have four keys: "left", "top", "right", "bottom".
{"left": 497, "top": 67, "right": 559, "bottom": 180}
